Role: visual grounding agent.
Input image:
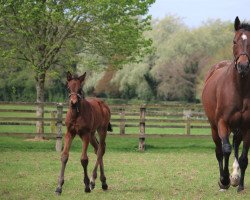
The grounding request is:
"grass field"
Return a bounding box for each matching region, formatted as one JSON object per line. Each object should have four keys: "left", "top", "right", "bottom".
{"left": 1, "top": 135, "right": 250, "bottom": 200}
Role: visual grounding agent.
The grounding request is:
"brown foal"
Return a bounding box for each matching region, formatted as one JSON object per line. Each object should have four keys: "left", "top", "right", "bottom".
{"left": 55, "top": 71, "right": 112, "bottom": 195}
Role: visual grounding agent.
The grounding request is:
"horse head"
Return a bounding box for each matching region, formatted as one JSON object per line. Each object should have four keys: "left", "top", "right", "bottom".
{"left": 234, "top": 16, "right": 250, "bottom": 76}
{"left": 66, "top": 71, "right": 86, "bottom": 111}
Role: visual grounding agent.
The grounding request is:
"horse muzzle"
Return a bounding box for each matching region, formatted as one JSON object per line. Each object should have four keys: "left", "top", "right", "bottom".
{"left": 237, "top": 62, "right": 250, "bottom": 76}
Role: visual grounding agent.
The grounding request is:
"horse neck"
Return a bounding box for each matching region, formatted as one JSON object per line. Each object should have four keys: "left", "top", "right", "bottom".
{"left": 68, "top": 98, "right": 87, "bottom": 120}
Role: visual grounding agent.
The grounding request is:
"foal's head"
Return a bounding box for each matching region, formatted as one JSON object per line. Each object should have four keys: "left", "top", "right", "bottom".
{"left": 66, "top": 71, "right": 86, "bottom": 109}
{"left": 233, "top": 16, "right": 250, "bottom": 76}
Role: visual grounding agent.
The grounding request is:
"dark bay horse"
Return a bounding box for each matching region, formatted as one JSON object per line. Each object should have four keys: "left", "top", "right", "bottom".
{"left": 202, "top": 17, "right": 250, "bottom": 192}
{"left": 55, "top": 71, "right": 112, "bottom": 195}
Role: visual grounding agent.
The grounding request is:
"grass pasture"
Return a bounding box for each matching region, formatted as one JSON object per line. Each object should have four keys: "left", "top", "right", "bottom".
{"left": 1, "top": 136, "right": 250, "bottom": 200}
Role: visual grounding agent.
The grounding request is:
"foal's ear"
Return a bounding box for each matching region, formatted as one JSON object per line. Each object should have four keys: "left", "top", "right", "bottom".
{"left": 79, "top": 72, "right": 86, "bottom": 84}
{"left": 234, "top": 16, "right": 241, "bottom": 31}
{"left": 67, "top": 71, "right": 72, "bottom": 82}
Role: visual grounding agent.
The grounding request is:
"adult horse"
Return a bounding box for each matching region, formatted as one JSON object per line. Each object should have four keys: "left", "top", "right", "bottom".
{"left": 55, "top": 71, "right": 112, "bottom": 195}
{"left": 202, "top": 17, "right": 250, "bottom": 192}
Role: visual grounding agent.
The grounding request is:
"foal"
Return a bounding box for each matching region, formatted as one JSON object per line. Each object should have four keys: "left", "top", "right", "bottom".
{"left": 55, "top": 71, "right": 112, "bottom": 195}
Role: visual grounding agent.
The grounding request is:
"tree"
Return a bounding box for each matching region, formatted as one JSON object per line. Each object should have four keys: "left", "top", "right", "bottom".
{"left": 0, "top": 0, "right": 155, "bottom": 139}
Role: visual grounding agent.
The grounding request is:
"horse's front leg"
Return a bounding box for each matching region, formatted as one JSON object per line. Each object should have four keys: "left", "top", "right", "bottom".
{"left": 55, "top": 132, "right": 74, "bottom": 195}
{"left": 217, "top": 120, "right": 232, "bottom": 189}
{"left": 80, "top": 134, "right": 91, "bottom": 193}
{"left": 230, "top": 130, "right": 242, "bottom": 187}
{"left": 212, "top": 128, "right": 228, "bottom": 189}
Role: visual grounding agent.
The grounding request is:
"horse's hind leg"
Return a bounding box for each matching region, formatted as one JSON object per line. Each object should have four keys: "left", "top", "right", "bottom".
{"left": 98, "top": 130, "right": 108, "bottom": 190}
{"left": 89, "top": 133, "right": 99, "bottom": 190}
{"left": 230, "top": 129, "right": 242, "bottom": 187}
{"left": 80, "top": 134, "right": 91, "bottom": 193}
{"left": 55, "top": 132, "right": 74, "bottom": 195}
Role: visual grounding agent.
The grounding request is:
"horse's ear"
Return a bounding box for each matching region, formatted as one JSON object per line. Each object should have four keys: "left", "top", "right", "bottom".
{"left": 79, "top": 72, "right": 86, "bottom": 84}
{"left": 67, "top": 71, "right": 72, "bottom": 81}
{"left": 234, "top": 16, "right": 241, "bottom": 31}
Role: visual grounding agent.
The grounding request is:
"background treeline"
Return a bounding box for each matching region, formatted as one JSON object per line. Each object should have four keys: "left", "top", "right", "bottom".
{"left": 0, "top": 15, "right": 233, "bottom": 102}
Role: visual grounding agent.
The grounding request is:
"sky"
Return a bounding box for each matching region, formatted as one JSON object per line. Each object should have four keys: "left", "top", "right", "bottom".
{"left": 148, "top": 0, "right": 250, "bottom": 28}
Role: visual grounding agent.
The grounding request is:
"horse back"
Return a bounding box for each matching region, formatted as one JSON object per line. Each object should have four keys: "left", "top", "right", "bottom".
{"left": 86, "top": 98, "right": 111, "bottom": 129}
{"left": 204, "top": 60, "right": 231, "bottom": 83}
{"left": 202, "top": 60, "right": 232, "bottom": 126}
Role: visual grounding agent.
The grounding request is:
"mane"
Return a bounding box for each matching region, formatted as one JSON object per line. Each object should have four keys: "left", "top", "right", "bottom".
{"left": 240, "top": 21, "right": 250, "bottom": 31}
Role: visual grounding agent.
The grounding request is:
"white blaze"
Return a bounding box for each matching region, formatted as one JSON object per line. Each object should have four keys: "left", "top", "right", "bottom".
{"left": 242, "top": 33, "right": 247, "bottom": 41}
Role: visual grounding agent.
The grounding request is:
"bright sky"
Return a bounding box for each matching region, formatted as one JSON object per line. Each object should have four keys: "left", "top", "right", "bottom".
{"left": 148, "top": 0, "right": 250, "bottom": 28}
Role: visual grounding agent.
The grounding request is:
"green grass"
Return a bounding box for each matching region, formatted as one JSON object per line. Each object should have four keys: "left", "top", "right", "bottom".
{"left": 1, "top": 136, "right": 250, "bottom": 199}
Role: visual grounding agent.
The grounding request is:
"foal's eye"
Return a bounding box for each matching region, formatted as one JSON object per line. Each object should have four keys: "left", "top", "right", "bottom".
{"left": 233, "top": 40, "right": 237, "bottom": 45}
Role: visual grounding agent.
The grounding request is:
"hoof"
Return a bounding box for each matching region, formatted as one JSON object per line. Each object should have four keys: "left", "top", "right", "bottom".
{"left": 55, "top": 187, "right": 62, "bottom": 195}
{"left": 90, "top": 182, "right": 95, "bottom": 190}
{"left": 102, "top": 183, "right": 108, "bottom": 191}
{"left": 85, "top": 187, "right": 91, "bottom": 193}
{"left": 218, "top": 180, "right": 230, "bottom": 190}
{"left": 230, "top": 175, "right": 240, "bottom": 187}
{"left": 237, "top": 186, "right": 244, "bottom": 193}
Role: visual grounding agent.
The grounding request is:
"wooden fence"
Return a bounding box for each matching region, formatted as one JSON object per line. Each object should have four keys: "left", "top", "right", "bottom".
{"left": 0, "top": 101, "right": 210, "bottom": 151}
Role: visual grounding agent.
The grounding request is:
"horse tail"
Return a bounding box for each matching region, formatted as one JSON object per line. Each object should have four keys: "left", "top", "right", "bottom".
{"left": 107, "top": 122, "right": 113, "bottom": 132}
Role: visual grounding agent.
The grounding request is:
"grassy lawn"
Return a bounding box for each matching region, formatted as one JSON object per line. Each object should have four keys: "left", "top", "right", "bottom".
{"left": 1, "top": 136, "right": 250, "bottom": 199}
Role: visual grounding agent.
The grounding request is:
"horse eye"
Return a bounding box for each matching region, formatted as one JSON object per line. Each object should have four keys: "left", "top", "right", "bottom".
{"left": 233, "top": 40, "right": 237, "bottom": 45}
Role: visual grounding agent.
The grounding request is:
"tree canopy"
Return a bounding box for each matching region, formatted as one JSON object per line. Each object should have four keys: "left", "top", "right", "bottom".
{"left": 0, "top": 0, "right": 155, "bottom": 138}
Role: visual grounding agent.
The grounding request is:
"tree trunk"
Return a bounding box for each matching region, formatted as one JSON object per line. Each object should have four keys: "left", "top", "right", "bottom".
{"left": 35, "top": 72, "right": 45, "bottom": 139}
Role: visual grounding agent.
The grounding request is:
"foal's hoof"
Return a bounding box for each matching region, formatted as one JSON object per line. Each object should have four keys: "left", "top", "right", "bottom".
{"left": 230, "top": 175, "right": 240, "bottom": 187}
{"left": 90, "top": 182, "right": 95, "bottom": 190}
{"left": 102, "top": 183, "right": 108, "bottom": 191}
{"left": 55, "top": 187, "right": 62, "bottom": 195}
{"left": 237, "top": 186, "right": 244, "bottom": 193}
{"left": 85, "top": 187, "right": 91, "bottom": 193}
{"left": 218, "top": 180, "right": 230, "bottom": 190}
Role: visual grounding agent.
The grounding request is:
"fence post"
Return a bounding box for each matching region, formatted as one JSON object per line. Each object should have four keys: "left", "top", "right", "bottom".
{"left": 56, "top": 103, "right": 63, "bottom": 152}
{"left": 119, "top": 106, "right": 125, "bottom": 134}
{"left": 183, "top": 110, "right": 192, "bottom": 135}
{"left": 138, "top": 105, "right": 146, "bottom": 151}
{"left": 50, "top": 111, "right": 57, "bottom": 134}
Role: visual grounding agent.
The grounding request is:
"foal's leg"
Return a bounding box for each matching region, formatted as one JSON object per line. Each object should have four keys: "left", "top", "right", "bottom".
{"left": 89, "top": 133, "right": 99, "bottom": 190}
{"left": 55, "top": 132, "right": 74, "bottom": 195}
{"left": 238, "top": 132, "right": 250, "bottom": 192}
{"left": 230, "top": 130, "right": 242, "bottom": 187}
{"left": 97, "top": 130, "right": 108, "bottom": 190}
{"left": 80, "top": 134, "right": 91, "bottom": 193}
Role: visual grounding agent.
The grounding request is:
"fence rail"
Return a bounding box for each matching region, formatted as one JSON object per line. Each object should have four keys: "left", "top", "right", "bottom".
{"left": 0, "top": 101, "right": 210, "bottom": 151}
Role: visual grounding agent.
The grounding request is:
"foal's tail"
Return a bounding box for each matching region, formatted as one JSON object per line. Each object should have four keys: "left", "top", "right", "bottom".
{"left": 107, "top": 122, "right": 113, "bottom": 132}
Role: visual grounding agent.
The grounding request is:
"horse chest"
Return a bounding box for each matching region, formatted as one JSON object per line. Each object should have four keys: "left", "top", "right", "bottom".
{"left": 230, "top": 101, "right": 250, "bottom": 127}
{"left": 67, "top": 119, "right": 90, "bottom": 134}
